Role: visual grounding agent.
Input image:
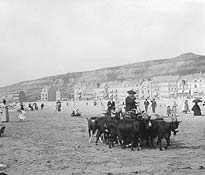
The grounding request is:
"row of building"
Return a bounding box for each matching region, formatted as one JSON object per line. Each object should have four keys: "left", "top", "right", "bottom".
{"left": 40, "top": 87, "right": 72, "bottom": 102}
{"left": 9, "top": 72, "right": 205, "bottom": 103}
{"left": 76, "top": 72, "right": 205, "bottom": 101}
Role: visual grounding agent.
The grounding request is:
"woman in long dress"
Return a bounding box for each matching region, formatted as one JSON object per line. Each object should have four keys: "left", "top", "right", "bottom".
{"left": 1, "top": 99, "right": 9, "bottom": 122}
{"left": 172, "top": 101, "right": 177, "bottom": 116}
{"left": 17, "top": 102, "right": 27, "bottom": 121}
{"left": 192, "top": 102, "right": 201, "bottom": 116}
{"left": 182, "top": 100, "right": 189, "bottom": 114}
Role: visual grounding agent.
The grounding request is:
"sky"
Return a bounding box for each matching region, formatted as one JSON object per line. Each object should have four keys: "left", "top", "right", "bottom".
{"left": 0, "top": 0, "right": 204, "bottom": 87}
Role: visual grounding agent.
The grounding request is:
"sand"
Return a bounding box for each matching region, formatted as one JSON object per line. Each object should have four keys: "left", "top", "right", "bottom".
{"left": 0, "top": 102, "right": 205, "bottom": 175}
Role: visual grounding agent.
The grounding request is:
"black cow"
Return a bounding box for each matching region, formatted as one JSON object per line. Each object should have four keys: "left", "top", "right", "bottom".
{"left": 148, "top": 119, "right": 181, "bottom": 150}
{"left": 95, "top": 117, "right": 119, "bottom": 145}
{"left": 103, "top": 120, "right": 119, "bottom": 148}
{"left": 117, "top": 117, "right": 151, "bottom": 151}
{"left": 0, "top": 125, "right": 5, "bottom": 137}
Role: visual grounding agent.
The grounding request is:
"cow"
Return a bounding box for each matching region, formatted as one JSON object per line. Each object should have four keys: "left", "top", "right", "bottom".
{"left": 94, "top": 117, "right": 119, "bottom": 145}
{"left": 86, "top": 117, "right": 98, "bottom": 143}
{"left": 117, "top": 117, "right": 151, "bottom": 151}
{"left": 0, "top": 125, "right": 5, "bottom": 137}
{"left": 148, "top": 119, "right": 181, "bottom": 150}
{"left": 103, "top": 119, "right": 119, "bottom": 148}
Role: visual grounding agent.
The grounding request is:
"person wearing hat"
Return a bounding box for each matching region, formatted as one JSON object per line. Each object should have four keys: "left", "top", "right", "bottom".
{"left": 125, "top": 90, "right": 137, "bottom": 112}
{"left": 192, "top": 102, "right": 201, "bottom": 116}
{"left": 1, "top": 99, "right": 9, "bottom": 122}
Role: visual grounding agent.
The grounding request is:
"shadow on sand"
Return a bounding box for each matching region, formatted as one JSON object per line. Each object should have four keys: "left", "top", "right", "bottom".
{"left": 169, "top": 140, "right": 203, "bottom": 150}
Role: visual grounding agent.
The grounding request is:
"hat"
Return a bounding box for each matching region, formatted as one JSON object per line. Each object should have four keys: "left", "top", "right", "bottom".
{"left": 193, "top": 99, "right": 202, "bottom": 103}
{"left": 127, "top": 90, "right": 136, "bottom": 94}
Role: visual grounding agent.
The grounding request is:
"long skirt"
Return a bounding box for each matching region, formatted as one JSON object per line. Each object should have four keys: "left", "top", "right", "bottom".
{"left": 1, "top": 108, "right": 9, "bottom": 122}
{"left": 18, "top": 110, "right": 27, "bottom": 121}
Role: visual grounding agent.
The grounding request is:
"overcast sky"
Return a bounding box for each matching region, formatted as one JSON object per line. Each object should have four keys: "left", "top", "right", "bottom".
{"left": 0, "top": 0, "right": 204, "bottom": 87}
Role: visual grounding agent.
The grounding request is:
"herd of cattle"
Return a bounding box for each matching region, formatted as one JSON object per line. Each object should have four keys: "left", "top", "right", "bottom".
{"left": 87, "top": 112, "right": 181, "bottom": 151}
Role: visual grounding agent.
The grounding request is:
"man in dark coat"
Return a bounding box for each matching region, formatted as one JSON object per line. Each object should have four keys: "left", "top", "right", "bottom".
{"left": 125, "top": 90, "right": 136, "bottom": 112}
{"left": 192, "top": 102, "right": 201, "bottom": 116}
{"left": 144, "top": 99, "right": 150, "bottom": 113}
{"left": 151, "top": 99, "right": 157, "bottom": 113}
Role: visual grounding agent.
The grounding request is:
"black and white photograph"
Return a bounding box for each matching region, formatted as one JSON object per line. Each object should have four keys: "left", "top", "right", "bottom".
{"left": 0, "top": 0, "right": 204, "bottom": 174}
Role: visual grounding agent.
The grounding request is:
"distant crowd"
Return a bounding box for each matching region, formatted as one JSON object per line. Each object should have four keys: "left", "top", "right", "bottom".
{"left": 0, "top": 93, "right": 204, "bottom": 124}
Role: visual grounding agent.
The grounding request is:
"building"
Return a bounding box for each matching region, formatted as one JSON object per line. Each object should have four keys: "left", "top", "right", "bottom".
{"left": 41, "top": 87, "right": 48, "bottom": 101}
{"left": 74, "top": 87, "right": 83, "bottom": 101}
{"left": 177, "top": 79, "right": 191, "bottom": 98}
{"left": 178, "top": 72, "right": 205, "bottom": 98}
{"left": 93, "top": 82, "right": 137, "bottom": 101}
{"left": 41, "top": 86, "right": 58, "bottom": 101}
{"left": 56, "top": 89, "right": 61, "bottom": 101}
{"left": 150, "top": 81, "right": 160, "bottom": 99}
{"left": 138, "top": 79, "right": 152, "bottom": 99}
{"left": 13, "top": 90, "right": 26, "bottom": 103}
{"left": 151, "top": 76, "right": 179, "bottom": 99}
{"left": 56, "top": 89, "right": 69, "bottom": 101}
{"left": 189, "top": 73, "right": 205, "bottom": 97}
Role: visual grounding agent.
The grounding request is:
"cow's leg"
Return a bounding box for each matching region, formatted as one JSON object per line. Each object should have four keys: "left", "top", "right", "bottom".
{"left": 158, "top": 137, "right": 163, "bottom": 151}
{"left": 167, "top": 137, "right": 170, "bottom": 146}
{"left": 88, "top": 130, "right": 93, "bottom": 143}
{"left": 165, "top": 137, "right": 169, "bottom": 150}
{"left": 103, "top": 132, "right": 109, "bottom": 145}
{"left": 167, "top": 132, "right": 171, "bottom": 146}
{"left": 130, "top": 138, "right": 135, "bottom": 151}
{"left": 99, "top": 135, "right": 103, "bottom": 143}
{"left": 88, "top": 128, "right": 91, "bottom": 137}
{"left": 165, "top": 134, "right": 170, "bottom": 149}
{"left": 118, "top": 133, "right": 125, "bottom": 149}
{"left": 150, "top": 137, "right": 155, "bottom": 148}
{"left": 108, "top": 134, "right": 113, "bottom": 149}
{"left": 146, "top": 137, "right": 150, "bottom": 147}
{"left": 95, "top": 130, "right": 102, "bottom": 145}
{"left": 137, "top": 138, "right": 143, "bottom": 150}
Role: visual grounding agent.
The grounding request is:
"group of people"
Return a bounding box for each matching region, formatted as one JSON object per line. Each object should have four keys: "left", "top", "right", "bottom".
{"left": 0, "top": 99, "right": 27, "bottom": 123}
{"left": 105, "top": 89, "right": 204, "bottom": 117}
{"left": 125, "top": 90, "right": 157, "bottom": 114}
{"left": 106, "top": 90, "right": 158, "bottom": 117}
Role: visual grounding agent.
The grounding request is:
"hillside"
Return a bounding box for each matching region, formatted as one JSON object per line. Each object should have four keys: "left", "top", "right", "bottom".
{"left": 0, "top": 52, "right": 205, "bottom": 101}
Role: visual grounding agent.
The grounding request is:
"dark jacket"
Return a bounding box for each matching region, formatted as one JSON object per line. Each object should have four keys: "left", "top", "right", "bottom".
{"left": 125, "top": 96, "right": 136, "bottom": 112}
{"left": 192, "top": 103, "right": 201, "bottom": 116}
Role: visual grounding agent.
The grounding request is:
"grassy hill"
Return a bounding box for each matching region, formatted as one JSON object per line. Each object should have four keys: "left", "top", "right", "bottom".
{"left": 0, "top": 52, "right": 204, "bottom": 101}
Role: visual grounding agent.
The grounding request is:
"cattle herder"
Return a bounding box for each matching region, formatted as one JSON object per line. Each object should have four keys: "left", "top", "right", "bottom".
{"left": 125, "top": 90, "right": 137, "bottom": 112}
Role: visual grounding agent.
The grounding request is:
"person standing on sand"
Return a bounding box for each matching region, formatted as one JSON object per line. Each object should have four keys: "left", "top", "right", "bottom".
{"left": 172, "top": 101, "right": 177, "bottom": 116}
{"left": 192, "top": 102, "right": 201, "bottom": 116}
{"left": 151, "top": 99, "right": 157, "bottom": 113}
{"left": 167, "top": 106, "right": 172, "bottom": 117}
{"left": 1, "top": 99, "right": 9, "bottom": 122}
{"left": 182, "top": 100, "right": 189, "bottom": 114}
{"left": 144, "top": 99, "right": 150, "bottom": 113}
{"left": 17, "top": 102, "right": 27, "bottom": 121}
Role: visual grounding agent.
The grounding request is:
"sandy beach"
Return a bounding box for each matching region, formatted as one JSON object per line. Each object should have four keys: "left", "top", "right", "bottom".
{"left": 0, "top": 102, "right": 205, "bottom": 175}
